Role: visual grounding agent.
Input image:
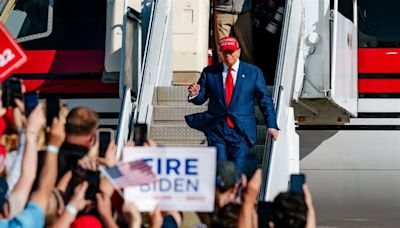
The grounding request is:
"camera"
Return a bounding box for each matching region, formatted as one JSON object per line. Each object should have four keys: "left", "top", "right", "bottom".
{"left": 265, "top": 6, "right": 284, "bottom": 34}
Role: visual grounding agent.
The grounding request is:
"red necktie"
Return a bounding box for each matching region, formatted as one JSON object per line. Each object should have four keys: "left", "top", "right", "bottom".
{"left": 225, "top": 67, "right": 234, "bottom": 128}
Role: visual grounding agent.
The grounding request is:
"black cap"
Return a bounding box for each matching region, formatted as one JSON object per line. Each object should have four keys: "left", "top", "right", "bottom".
{"left": 216, "top": 161, "right": 240, "bottom": 191}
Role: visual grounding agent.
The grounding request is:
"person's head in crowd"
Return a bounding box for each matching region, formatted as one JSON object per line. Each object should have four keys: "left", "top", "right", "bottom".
{"left": 215, "top": 161, "right": 241, "bottom": 208}
{"left": 210, "top": 202, "right": 241, "bottom": 228}
{"left": 270, "top": 191, "right": 307, "bottom": 228}
{"left": 65, "top": 107, "right": 99, "bottom": 148}
{"left": 219, "top": 36, "right": 241, "bottom": 67}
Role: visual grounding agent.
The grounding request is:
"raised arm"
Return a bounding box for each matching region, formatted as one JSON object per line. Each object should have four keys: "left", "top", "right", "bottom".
{"left": 52, "top": 182, "right": 91, "bottom": 228}
{"left": 30, "top": 117, "right": 65, "bottom": 211}
{"left": 10, "top": 104, "right": 46, "bottom": 216}
{"left": 188, "top": 70, "right": 208, "bottom": 105}
{"left": 238, "top": 169, "right": 262, "bottom": 228}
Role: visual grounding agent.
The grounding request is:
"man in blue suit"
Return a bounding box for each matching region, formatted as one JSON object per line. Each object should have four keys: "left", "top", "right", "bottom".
{"left": 185, "top": 36, "right": 278, "bottom": 173}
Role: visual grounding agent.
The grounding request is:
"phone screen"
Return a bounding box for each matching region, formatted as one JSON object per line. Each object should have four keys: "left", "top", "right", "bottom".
{"left": 24, "top": 92, "right": 39, "bottom": 117}
{"left": 133, "top": 123, "right": 147, "bottom": 146}
{"left": 257, "top": 201, "right": 273, "bottom": 228}
{"left": 67, "top": 167, "right": 100, "bottom": 201}
{"left": 2, "top": 78, "right": 22, "bottom": 107}
{"left": 98, "top": 130, "right": 113, "bottom": 157}
{"left": 46, "top": 97, "right": 60, "bottom": 126}
{"left": 290, "top": 174, "right": 305, "bottom": 197}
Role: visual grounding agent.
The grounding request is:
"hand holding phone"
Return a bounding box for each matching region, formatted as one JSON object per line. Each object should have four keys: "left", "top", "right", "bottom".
{"left": 2, "top": 78, "right": 22, "bottom": 108}
{"left": 66, "top": 167, "right": 100, "bottom": 201}
{"left": 133, "top": 123, "right": 147, "bottom": 146}
{"left": 24, "top": 92, "right": 39, "bottom": 117}
{"left": 97, "top": 128, "right": 114, "bottom": 157}
{"left": 46, "top": 97, "right": 60, "bottom": 126}
{"left": 289, "top": 173, "right": 305, "bottom": 198}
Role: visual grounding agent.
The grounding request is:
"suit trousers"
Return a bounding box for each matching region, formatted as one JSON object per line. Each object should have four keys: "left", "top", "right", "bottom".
{"left": 214, "top": 10, "right": 254, "bottom": 63}
{"left": 207, "top": 120, "right": 250, "bottom": 174}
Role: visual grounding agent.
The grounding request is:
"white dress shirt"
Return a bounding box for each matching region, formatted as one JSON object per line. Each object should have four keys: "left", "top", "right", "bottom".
{"left": 222, "top": 59, "right": 239, "bottom": 88}
{"left": 189, "top": 60, "right": 240, "bottom": 100}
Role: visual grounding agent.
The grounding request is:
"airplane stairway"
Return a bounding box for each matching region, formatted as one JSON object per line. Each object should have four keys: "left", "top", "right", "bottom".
{"left": 149, "top": 86, "right": 268, "bottom": 166}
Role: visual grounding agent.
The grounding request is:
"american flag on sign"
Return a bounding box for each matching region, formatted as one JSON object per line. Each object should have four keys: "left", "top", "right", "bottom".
{"left": 100, "top": 160, "right": 157, "bottom": 189}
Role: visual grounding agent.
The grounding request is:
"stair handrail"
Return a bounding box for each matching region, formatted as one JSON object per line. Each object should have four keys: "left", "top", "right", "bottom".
{"left": 115, "top": 6, "right": 142, "bottom": 160}
{"left": 259, "top": 0, "right": 298, "bottom": 201}
{"left": 116, "top": 0, "right": 173, "bottom": 159}
{"left": 259, "top": 85, "right": 284, "bottom": 200}
{"left": 134, "top": 0, "right": 172, "bottom": 126}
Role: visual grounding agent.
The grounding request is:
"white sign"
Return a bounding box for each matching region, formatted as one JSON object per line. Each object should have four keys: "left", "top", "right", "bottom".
{"left": 123, "top": 147, "right": 216, "bottom": 212}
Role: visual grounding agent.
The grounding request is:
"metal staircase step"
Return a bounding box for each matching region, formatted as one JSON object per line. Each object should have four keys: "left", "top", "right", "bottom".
{"left": 150, "top": 125, "right": 206, "bottom": 141}
{"left": 153, "top": 105, "right": 207, "bottom": 121}
{"left": 155, "top": 141, "right": 265, "bottom": 163}
{"left": 156, "top": 140, "right": 208, "bottom": 146}
{"left": 150, "top": 125, "right": 267, "bottom": 144}
{"left": 157, "top": 86, "right": 189, "bottom": 102}
{"left": 156, "top": 86, "right": 208, "bottom": 106}
{"left": 153, "top": 105, "right": 265, "bottom": 124}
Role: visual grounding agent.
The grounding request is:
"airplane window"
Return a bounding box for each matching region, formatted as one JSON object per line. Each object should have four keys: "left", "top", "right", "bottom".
{"left": 1, "top": 0, "right": 53, "bottom": 43}
{"left": 358, "top": 0, "right": 400, "bottom": 47}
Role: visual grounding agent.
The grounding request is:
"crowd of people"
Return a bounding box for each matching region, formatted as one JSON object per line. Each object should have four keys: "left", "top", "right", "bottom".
{"left": 0, "top": 90, "right": 316, "bottom": 227}
{"left": 0, "top": 1, "right": 317, "bottom": 226}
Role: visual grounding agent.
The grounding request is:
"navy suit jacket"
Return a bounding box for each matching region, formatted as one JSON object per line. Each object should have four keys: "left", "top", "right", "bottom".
{"left": 185, "top": 61, "right": 278, "bottom": 145}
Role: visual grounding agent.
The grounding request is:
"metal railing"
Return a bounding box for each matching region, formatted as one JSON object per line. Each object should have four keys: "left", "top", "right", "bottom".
{"left": 115, "top": 0, "right": 172, "bottom": 160}
{"left": 259, "top": 0, "right": 301, "bottom": 201}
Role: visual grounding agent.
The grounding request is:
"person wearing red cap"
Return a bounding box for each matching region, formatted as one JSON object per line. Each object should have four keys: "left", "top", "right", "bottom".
{"left": 213, "top": 0, "right": 254, "bottom": 64}
{"left": 185, "top": 36, "right": 278, "bottom": 174}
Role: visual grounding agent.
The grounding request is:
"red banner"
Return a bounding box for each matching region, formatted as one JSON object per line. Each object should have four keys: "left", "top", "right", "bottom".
{"left": 0, "top": 23, "right": 27, "bottom": 82}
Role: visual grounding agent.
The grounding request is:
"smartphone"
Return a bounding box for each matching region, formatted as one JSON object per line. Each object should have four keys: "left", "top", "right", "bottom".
{"left": 257, "top": 201, "right": 273, "bottom": 228}
{"left": 67, "top": 167, "right": 100, "bottom": 201}
{"left": 24, "top": 92, "right": 39, "bottom": 117}
{"left": 133, "top": 123, "right": 147, "bottom": 146}
{"left": 46, "top": 97, "right": 60, "bottom": 126}
{"left": 289, "top": 173, "right": 305, "bottom": 197}
{"left": 2, "top": 78, "right": 22, "bottom": 107}
{"left": 97, "top": 128, "right": 114, "bottom": 157}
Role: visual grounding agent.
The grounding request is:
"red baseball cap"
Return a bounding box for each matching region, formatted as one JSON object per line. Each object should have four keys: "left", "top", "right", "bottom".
{"left": 71, "top": 215, "right": 102, "bottom": 228}
{"left": 219, "top": 36, "right": 240, "bottom": 51}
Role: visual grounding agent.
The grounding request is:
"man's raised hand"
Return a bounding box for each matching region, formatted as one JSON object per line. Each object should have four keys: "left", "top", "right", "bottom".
{"left": 188, "top": 83, "right": 200, "bottom": 97}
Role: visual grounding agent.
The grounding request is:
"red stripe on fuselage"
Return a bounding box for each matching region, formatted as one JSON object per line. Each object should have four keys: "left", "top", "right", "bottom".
{"left": 358, "top": 79, "right": 400, "bottom": 93}
{"left": 11, "top": 50, "right": 114, "bottom": 94}
{"left": 14, "top": 50, "right": 104, "bottom": 74}
{"left": 358, "top": 48, "right": 400, "bottom": 93}
{"left": 359, "top": 48, "right": 400, "bottom": 74}
{"left": 23, "top": 79, "right": 118, "bottom": 95}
